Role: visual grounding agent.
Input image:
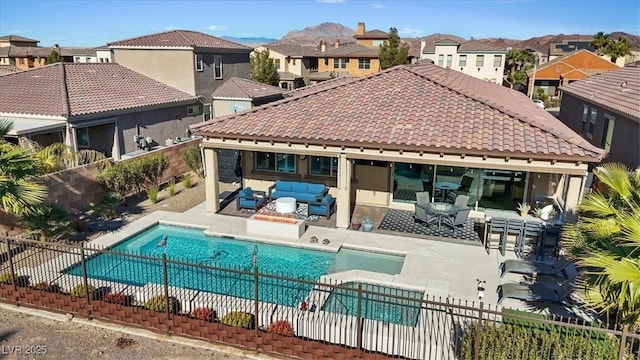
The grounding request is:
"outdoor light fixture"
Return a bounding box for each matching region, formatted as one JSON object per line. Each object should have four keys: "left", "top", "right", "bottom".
{"left": 477, "top": 279, "right": 486, "bottom": 300}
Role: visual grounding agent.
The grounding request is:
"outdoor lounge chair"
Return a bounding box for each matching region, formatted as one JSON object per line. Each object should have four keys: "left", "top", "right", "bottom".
{"left": 413, "top": 191, "right": 437, "bottom": 227}
{"left": 497, "top": 282, "right": 573, "bottom": 305}
{"left": 499, "top": 258, "right": 571, "bottom": 279}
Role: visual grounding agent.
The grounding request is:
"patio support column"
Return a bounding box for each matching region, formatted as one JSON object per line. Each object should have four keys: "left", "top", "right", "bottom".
{"left": 112, "top": 121, "right": 121, "bottom": 161}
{"left": 335, "top": 153, "right": 351, "bottom": 229}
{"left": 563, "top": 175, "right": 584, "bottom": 222}
{"left": 204, "top": 147, "right": 220, "bottom": 213}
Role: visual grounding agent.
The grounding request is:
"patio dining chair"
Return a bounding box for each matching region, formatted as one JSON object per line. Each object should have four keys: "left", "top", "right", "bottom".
{"left": 441, "top": 208, "right": 471, "bottom": 237}
{"left": 504, "top": 218, "right": 525, "bottom": 256}
{"left": 487, "top": 217, "right": 507, "bottom": 255}
{"left": 413, "top": 191, "right": 437, "bottom": 227}
{"left": 454, "top": 195, "right": 470, "bottom": 209}
{"left": 517, "top": 221, "right": 543, "bottom": 258}
{"left": 536, "top": 224, "right": 562, "bottom": 261}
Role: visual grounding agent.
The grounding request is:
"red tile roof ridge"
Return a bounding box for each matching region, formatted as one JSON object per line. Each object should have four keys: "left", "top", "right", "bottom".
{"left": 404, "top": 63, "right": 604, "bottom": 157}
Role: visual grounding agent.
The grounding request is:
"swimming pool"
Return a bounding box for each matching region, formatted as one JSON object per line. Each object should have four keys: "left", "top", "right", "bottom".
{"left": 66, "top": 225, "right": 405, "bottom": 309}
{"left": 322, "top": 282, "right": 423, "bottom": 326}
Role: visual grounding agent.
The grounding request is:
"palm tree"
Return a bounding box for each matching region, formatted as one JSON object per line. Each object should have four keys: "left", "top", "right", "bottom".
{"left": 603, "top": 37, "right": 631, "bottom": 64}
{"left": 563, "top": 163, "right": 640, "bottom": 327}
{"left": 0, "top": 120, "right": 48, "bottom": 216}
{"left": 591, "top": 31, "right": 610, "bottom": 54}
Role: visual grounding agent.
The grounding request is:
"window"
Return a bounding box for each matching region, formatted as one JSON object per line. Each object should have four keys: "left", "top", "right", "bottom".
{"left": 213, "top": 55, "right": 222, "bottom": 79}
{"left": 99, "top": 58, "right": 104, "bottom": 63}
{"left": 333, "top": 58, "right": 347, "bottom": 69}
{"left": 86, "top": 57, "right": 91, "bottom": 62}
{"left": 372, "top": 40, "right": 384, "bottom": 47}
{"left": 74, "top": 56, "right": 80, "bottom": 62}
{"left": 309, "top": 58, "right": 318, "bottom": 71}
{"left": 476, "top": 55, "right": 484, "bottom": 67}
{"left": 437, "top": 54, "right": 444, "bottom": 66}
{"left": 459, "top": 55, "right": 467, "bottom": 67}
{"left": 280, "top": 82, "right": 288, "bottom": 90}
{"left": 587, "top": 108, "right": 597, "bottom": 137}
{"left": 195, "top": 54, "right": 203, "bottom": 72}
{"left": 274, "top": 58, "right": 280, "bottom": 70}
{"left": 76, "top": 128, "right": 89, "bottom": 148}
{"left": 255, "top": 152, "right": 296, "bottom": 173}
{"left": 203, "top": 103, "right": 212, "bottom": 121}
{"left": 358, "top": 58, "right": 370, "bottom": 69}
{"left": 580, "top": 105, "right": 589, "bottom": 134}
{"left": 493, "top": 55, "right": 502, "bottom": 68}
{"left": 310, "top": 156, "right": 338, "bottom": 177}
{"left": 446, "top": 55, "right": 452, "bottom": 67}
{"left": 602, "top": 114, "right": 615, "bottom": 151}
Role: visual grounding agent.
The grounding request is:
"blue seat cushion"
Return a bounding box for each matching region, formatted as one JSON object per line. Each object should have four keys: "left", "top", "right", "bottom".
{"left": 240, "top": 187, "right": 253, "bottom": 197}
{"left": 275, "top": 182, "right": 291, "bottom": 191}
{"left": 307, "top": 184, "right": 326, "bottom": 195}
{"left": 291, "top": 182, "right": 308, "bottom": 193}
{"left": 296, "top": 193, "right": 318, "bottom": 202}
{"left": 321, "top": 194, "right": 334, "bottom": 204}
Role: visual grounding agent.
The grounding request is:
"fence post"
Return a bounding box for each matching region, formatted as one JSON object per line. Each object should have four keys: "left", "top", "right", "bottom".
{"left": 79, "top": 243, "right": 91, "bottom": 304}
{"left": 162, "top": 253, "right": 170, "bottom": 318}
{"left": 6, "top": 237, "right": 17, "bottom": 291}
{"left": 254, "top": 262, "right": 259, "bottom": 338}
{"left": 356, "top": 283, "right": 363, "bottom": 353}
{"left": 618, "top": 324, "right": 629, "bottom": 360}
{"left": 473, "top": 301, "right": 483, "bottom": 360}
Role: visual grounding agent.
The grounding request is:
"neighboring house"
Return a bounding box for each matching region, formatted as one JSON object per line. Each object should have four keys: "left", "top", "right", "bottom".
{"left": 558, "top": 65, "right": 640, "bottom": 169}
{"left": 312, "top": 22, "right": 388, "bottom": 82}
{"left": 548, "top": 39, "right": 632, "bottom": 67}
{"left": 107, "top": 30, "right": 252, "bottom": 121}
{"left": 94, "top": 46, "right": 113, "bottom": 63}
{"left": 0, "top": 64, "right": 19, "bottom": 75}
{"left": 254, "top": 44, "right": 318, "bottom": 89}
{"left": 211, "top": 77, "right": 286, "bottom": 117}
{"left": 527, "top": 49, "right": 620, "bottom": 98}
{"left": 65, "top": 47, "right": 99, "bottom": 63}
{"left": 191, "top": 62, "right": 604, "bottom": 228}
{"left": 0, "top": 63, "right": 201, "bottom": 160}
{"left": 420, "top": 39, "right": 507, "bottom": 83}
{"left": 0, "top": 35, "right": 95, "bottom": 68}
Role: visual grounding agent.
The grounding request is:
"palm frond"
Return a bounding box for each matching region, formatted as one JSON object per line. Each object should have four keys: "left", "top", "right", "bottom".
{"left": 595, "top": 163, "right": 633, "bottom": 199}
{"left": 0, "top": 119, "right": 12, "bottom": 138}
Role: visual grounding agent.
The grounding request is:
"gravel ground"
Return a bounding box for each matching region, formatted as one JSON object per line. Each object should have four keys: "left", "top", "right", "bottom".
{"left": 0, "top": 305, "right": 266, "bottom": 360}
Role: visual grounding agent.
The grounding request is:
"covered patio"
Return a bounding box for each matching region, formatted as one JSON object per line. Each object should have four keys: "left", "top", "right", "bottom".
{"left": 191, "top": 62, "right": 605, "bottom": 244}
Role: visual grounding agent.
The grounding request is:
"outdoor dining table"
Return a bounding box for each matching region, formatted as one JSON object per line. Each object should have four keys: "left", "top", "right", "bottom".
{"left": 434, "top": 182, "right": 460, "bottom": 203}
{"left": 426, "top": 202, "right": 459, "bottom": 230}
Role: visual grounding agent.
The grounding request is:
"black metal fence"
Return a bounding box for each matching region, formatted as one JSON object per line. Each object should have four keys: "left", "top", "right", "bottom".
{"left": 1, "top": 236, "right": 639, "bottom": 360}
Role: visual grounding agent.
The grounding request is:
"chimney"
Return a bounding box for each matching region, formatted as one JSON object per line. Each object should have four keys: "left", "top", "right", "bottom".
{"left": 357, "top": 22, "right": 365, "bottom": 36}
{"left": 334, "top": 39, "right": 340, "bottom": 49}
{"left": 319, "top": 40, "right": 326, "bottom": 52}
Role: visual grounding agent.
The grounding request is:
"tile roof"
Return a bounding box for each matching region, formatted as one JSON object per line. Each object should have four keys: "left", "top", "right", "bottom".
{"left": 316, "top": 43, "right": 379, "bottom": 58}
{"left": 459, "top": 40, "right": 507, "bottom": 53}
{"left": 60, "top": 47, "right": 97, "bottom": 56}
{"left": 0, "top": 63, "right": 197, "bottom": 117}
{"left": 212, "top": 77, "right": 286, "bottom": 100}
{"left": 561, "top": 66, "right": 640, "bottom": 120}
{"left": 532, "top": 49, "right": 618, "bottom": 75}
{"left": 107, "top": 30, "right": 251, "bottom": 50}
{"left": 354, "top": 29, "right": 389, "bottom": 39}
{"left": 284, "top": 76, "right": 358, "bottom": 98}
{"left": 265, "top": 44, "right": 318, "bottom": 57}
{"left": 309, "top": 71, "right": 351, "bottom": 81}
{"left": 192, "top": 62, "right": 605, "bottom": 161}
{"left": 277, "top": 71, "right": 302, "bottom": 80}
{"left": 0, "top": 35, "right": 39, "bottom": 43}
{"left": 0, "top": 65, "right": 20, "bottom": 75}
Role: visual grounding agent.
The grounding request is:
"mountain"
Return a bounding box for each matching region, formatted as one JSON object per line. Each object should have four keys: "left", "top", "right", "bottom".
{"left": 270, "top": 22, "right": 355, "bottom": 47}
{"left": 222, "top": 36, "right": 277, "bottom": 47}
{"left": 480, "top": 32, "right": 640, "bottom": 54}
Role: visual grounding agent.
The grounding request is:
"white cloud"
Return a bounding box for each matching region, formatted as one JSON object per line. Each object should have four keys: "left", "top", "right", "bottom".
{"left": 316, "top": 0, "right": 344, "bottom": 3}
{"left": 398, "top": 28, "right": 424, "bottom": 37}
{"left": 205, "top": 25, "right": 226, "bottom": 31}
{"left": 372, "top": 2, "right": 384, "bottom": 8}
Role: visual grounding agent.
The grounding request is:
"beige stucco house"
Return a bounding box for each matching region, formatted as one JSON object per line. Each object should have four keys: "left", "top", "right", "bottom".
{"left": 191, "top": 62, "right": 605, "bottom": 229}
{"left": 420, "top": 39, "right": 507, "bottom": 83}
{"left": 253, "top": 44, "right": 318, "bottom": 89}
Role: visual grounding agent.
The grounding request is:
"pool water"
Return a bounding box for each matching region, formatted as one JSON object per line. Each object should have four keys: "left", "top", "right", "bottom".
{"left": 322, "top": 282, "right": 423, "bottom": 326}
{"left": 66, "top": 225, "right": 405, "bottom": 309}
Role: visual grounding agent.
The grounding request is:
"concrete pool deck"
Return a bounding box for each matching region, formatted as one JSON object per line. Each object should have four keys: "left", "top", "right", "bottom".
{"left": 87, "top": 201, "right": 551, "bottom": 308}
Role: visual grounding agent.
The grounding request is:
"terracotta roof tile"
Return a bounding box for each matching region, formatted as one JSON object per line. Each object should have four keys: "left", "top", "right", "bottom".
{"left": 0, "top": 35, "right": 38, "bottom": 43}
{"left": 316, "top": 43, "right": 379, "bottom": 57}
{"left": 264, "top": 44, "right": 318, "bottom": 57}
{"left": 108, "top": 30, "right": 251, "bottom": 50}
{"left": 354, "top": 29, "right": 389, "bottom": 39}
{"left": 561, "top": 66, "right": 640, "bottom": 120}
{"left": 212, "top": 77, "right": 286, "bottom": 100}
{"left": 192, "top": 62, "right": 605, "bottom": 161}
{"left": 459, "top": 40, "right": 507, "bottom": 53}
{"left": 0, "top": 63, "right": 197, "bottom": 117}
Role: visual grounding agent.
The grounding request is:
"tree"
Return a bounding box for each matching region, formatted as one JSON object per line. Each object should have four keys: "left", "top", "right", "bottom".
{"left": 563, "top": 163, "right": 640, "bottom": 326}
{"left": 603, "top": 37, "right": 631, "bottom": 63}
{"left": 47, "top": 50, "right": 63, "bottom": 64}
{"left": 250, "top": 49, "right": 279, "bottom": 86}
{"left": 0, "top": 120, "right": 48, "bottom": 216}
{"left": 591, "top": 31, "right": 609, "bottom": 54}
{"left": 379, "top": 27, "right": 409, "bottom": 70}
{"left": 504, "top": 49, "right": 535, "bottom": 89}
{"left": 19, "top": 202, "right": 73, "bottom": 242}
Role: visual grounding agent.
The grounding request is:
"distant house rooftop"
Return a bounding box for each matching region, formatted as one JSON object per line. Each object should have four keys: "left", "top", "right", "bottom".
{"left": 107, "top": 29, "right": 252, "bottom": 50}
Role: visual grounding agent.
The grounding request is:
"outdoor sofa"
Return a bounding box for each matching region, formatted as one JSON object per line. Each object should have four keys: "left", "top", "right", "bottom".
{"left": 268, "top": 181, "right": 328, "bottom": 202}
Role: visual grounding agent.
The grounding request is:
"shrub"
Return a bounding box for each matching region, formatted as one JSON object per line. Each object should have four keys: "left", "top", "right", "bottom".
{"left": 220, "top": 311, "right": 254, "bottom": 329}
{"left": 146, "top": 186, "right": 159, "bottom": 204}
{"left": 144, "top": 295, "right": 177, "bottom": 313}
{"left": 32, "top": 282, "right": 58, "bottom": 292}
{"left": 89, "top": 192, "right": 124, "bottom": 219}
{"left": 190, "top": 307, "right": 214, "bottom": 322}
{"left": 102, "top": 292, "right": 126, "bottom": 305}
{"left": 167, "top": 180, "right": 176, "bottom": 197}
{"left": 19, "top": 202, "right": 73, "bottom": 242}
{"left": 0, "top": 272, "right": 15, "bottom": 284}
{"left": 182, "top": 174, "right": 193, "bottom": 189}
{"left": 266, "top": 320, "right": 293, "bottom": 337}
{"left": 182, "top": 146, "right": 203, "bottom": 178}
{"left": 70, "top": 284, "right": 97, "bottom": 299}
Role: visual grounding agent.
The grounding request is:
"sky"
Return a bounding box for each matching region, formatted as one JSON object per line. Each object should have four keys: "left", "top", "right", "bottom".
{"left": 1, "top": 0, "right": 638, "bottom": 47}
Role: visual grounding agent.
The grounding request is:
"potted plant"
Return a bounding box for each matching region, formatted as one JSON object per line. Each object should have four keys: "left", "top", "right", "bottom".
{"left": 361, "top": 215, "right": 374, "bottom": 232}
{"left": 351, "top": 214, "right": 361, "bottom": 230}
{"left": 533, "top": 207, "right": 543, "bottom": 218}
{"left": 517, "top": 202, "right": 530, "bottom": 217}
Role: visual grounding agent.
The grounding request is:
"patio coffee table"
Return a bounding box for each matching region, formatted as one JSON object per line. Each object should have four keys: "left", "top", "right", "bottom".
{"left": 434, "top": 182, "right": 460, "bottom": 203}
{"left": 275, "top": 197, "right": 297, "bottom": 214}
{"left": 426, "top": 202, "right": 459, "bottom": 230}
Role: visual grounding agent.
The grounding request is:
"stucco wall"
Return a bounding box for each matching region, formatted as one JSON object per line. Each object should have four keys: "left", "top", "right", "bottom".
{"left": 112, "top": 48, "right": 196, "bottom": 95}
{"left": 422, "top": 51, "right": 505, "bottom": 83}
{"left": 196, "top": 51, "right": 250, "bottom": 99}
{"left": 212, "top": 99, "right": 252, "bottom": 118}
{"left": 42, "top": 139, "right": 202, "bottom": 212}
{"left": 317, "top": 57, "right": 380, "bottom": 76}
